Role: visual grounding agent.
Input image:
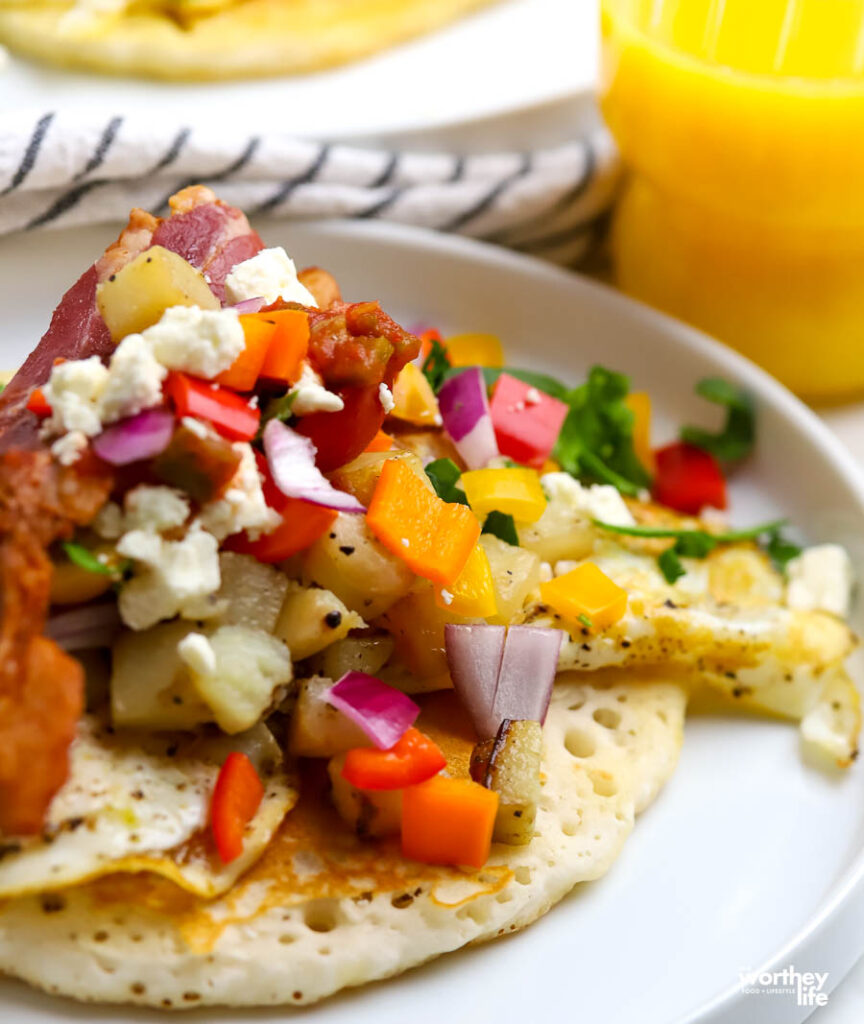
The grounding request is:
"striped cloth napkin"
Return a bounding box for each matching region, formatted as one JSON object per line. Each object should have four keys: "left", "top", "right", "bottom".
{"left": 0, "top": 110, "right": 619, "bottom": 266}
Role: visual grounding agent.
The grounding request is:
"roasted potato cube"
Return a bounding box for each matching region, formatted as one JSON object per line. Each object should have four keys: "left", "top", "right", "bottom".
{"left": 214, "top": 553, "right": 290, "bottom": 633}
{"left": 274, "top": 582, "right": 364, "bottom": 660}
{"left": 390, "top": 431, "right": 464, "bottom": 468}
{"left": 186, "top": 625, "right": 293, "bottom": 734}
{"left": 470, "top": 719, "right": 542, "bottom": 845}
{"left": 96, "top": 245, "right": 219, "bottom": 342}
{"left": 328, "top": 753, "right": 402, "bottom": 838}
{"left": 517, "top": 500, "right": 594, "bottom": 565}
{"left": 317, "top": 634, "right": 395, "bottom": 680}
{"left": 302, "top": 513, "right": 415, "bottom": 619}
{"left": 480, "top": 534, "right": 543, "bottom": 624}
{"left": 111, "top": 620, "right": 212, "bottom": 730}
{"left": 298, "top": 266, "right": 341, "bottom": 309}
{"left": 289, "top": 676, "right": 369, "bottom": 757}
{"left": 329, "top": 449, "right": 430, "bottom": 508}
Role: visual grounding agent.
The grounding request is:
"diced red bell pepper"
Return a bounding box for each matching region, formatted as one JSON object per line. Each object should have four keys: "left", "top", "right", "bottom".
{"left": 210, "top": 752, "right": 264, "bottom": 865}
{"left": 26, "top": 387, "right": 51, "bottom": 417}
{"left": 653, "top": 441, "right": 727, "bottom": 515}
{"left": 341, "top": 727, "right": 447, "bottom": 791}
{"left": 164, "top": 371, "right": 260, "bottom": 442}
{"left": 227, "top": 497, "right": 336, "bottom": 563}
{"left": 489, "top": 373, "right": 569, "bottom": 469}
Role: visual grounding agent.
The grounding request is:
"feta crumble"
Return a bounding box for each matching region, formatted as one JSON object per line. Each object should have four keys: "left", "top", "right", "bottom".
{"left": 541, "top": 472, "right": 636, "bottom": 528}
{"left": 140, "top": 305, "right": 244, "bottom": 379}
{"left": 379, "top": 382, "right": 395, "bottom": 414}
{"left": 178, "top": 632, "right": 217, "bottom": 677}
{"left": 44, "top": 356, "right": 109, "bottom": 437}
{"left": 786, "top": 544, "right": 853, "bottom": 618}
{"left": 195, "top": 443, "right": 281, "bottom": 542}
{"left": 99, "top": 333, "right": 167, "bottom": 424}
{"left": 224, "top": 247, "right": 318, "bottom": 308}
{"left": 50, "top": 430, "right": 88, "bottom": 467}
{"left": 124, "top": 485, "right": 190, "bottom": 533}
{"left": 288, "top": 363, "right": 344, "bottom": 415}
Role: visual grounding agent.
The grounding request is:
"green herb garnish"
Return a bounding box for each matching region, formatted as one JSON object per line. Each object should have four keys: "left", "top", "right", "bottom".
{"left": 425, "top": 458, "right": 468, "bottom": 505}
{"left": 62, "top": 542, "right": 121, "bottom": 577}
{"left": 421, "top": 338, "right": 452, "bottom": 393}
{"left": 764, "top": 527, "right": 802, "bottom": 573}
{"left": 577, "top": 613, "right": 593, "bottom": 630}
{"left": 259, "top": 390, "right": 297, "bottom": 435}
{"left": 658, "top": 547, "right": 686, "bottom": 584}
{"left": 681, "top": 378, "right": 755, "bottom": 463}
{"left": 482, "top": 511, "right": 519, "bottom": 546}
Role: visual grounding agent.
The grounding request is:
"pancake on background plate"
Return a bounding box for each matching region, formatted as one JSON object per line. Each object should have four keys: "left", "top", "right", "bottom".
{"left": 0, "top": 0, "right": 503, "bottom": 79}
{"left": 0, "top": 186, "right": 856, "bottom": 1007}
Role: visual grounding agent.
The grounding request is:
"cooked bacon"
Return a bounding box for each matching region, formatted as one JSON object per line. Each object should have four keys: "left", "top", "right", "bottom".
{"left": 0, "top": 450, "right": 113, "bottom": 836}
{"left": 0, "top": 187, "right": 263, "bottom": 452}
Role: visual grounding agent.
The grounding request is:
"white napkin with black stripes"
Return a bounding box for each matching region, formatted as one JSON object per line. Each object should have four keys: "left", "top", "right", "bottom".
{"left": 0, "top": 110, "right": 619, "bottom": 266}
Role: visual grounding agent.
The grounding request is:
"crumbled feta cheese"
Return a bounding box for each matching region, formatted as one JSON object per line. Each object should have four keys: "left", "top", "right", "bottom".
{"left": 224, "top": 247, "right": 318, "bottom": 308}
{"left": 289, "top": 363, "right": 344, "bottom": 416}
{"left": 140, "top": 305, "right": 244, "bottom": 379}
{"left": 195, "top": 443, "right": 281, "bottom": 541}
{"left": 786, "top": 544, "right": 853, "bottom": 618}
{"left": 93, "top": 501, "right": 124, "bottom": 539}
{"left": 116, "top": 525, "right": 221, "bottom": 630}
{"left": 539, "top": 561, "right": 554, "bottom": 582}
{"left": 181, "top": 416, "right": 211, "bottom": 439}
{"left": 440, "top": 588, "right": 453, "bottom": 606}
{"left": 99, "top": 334, "right": 167, "bottom": 424}
{"left": 44, "top": 356, "right": 109, "bottom": 437}
{"left": 541, "top": 472, "right": 636, "bottom": 528}
{"left": 124, "top": 485, "right": 190, "bottom": 533}
{"left": 379, "top": 382, "right": 395, "bottom": 414}
{"left": 525, "top": 387, "right": 542, "bottom": 405}
{"left": 50, "top": 430, "right": 88, "bottom": 466}
{"left": 178, "top": 632, "right": 217, "bottom": 677}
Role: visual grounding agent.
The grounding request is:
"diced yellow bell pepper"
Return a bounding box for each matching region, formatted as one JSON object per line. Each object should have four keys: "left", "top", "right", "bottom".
{"left": 461, "top": 467, "right": 547, "bottom": 523}
{"left": 540, "top": 562, "right": 628, "bottom": 632}
{"left": 445, "top": 333, "right": 504, "bottom": 368}
{"left": 625, "top": 391, "right": 655, "bottom": 475}
{"left": 434, "top": 542, "right": 497, "bottom": 618}
{"left": 391, "top": 362, "right": 440, "bottom": 426}
{"left": 541, "top": 458, "right": 561, "bottom": 475}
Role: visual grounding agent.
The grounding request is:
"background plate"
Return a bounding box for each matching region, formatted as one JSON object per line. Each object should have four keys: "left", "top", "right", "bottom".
{"left": 1, "top": 220, "right": 864, "bottom": 1024}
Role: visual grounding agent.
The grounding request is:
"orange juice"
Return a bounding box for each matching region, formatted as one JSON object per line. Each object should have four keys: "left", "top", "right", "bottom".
{"left": 601, "top": 0, "right": 864, "bottom": 401}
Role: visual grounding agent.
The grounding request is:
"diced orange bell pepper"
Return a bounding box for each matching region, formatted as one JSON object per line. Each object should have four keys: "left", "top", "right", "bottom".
{"left": 364, "top": 429, "right": 395, "bottom": 453}
{"left": 625, "top": 391, "right": 655, "bottom": 475}
{"left": 342, "top": 727, "right": 446, "bottom": 790}
{"left": 216, "top": 315, "right": 276, "bottom": 392}
{"left": 210, "top": 751, "right": 264, "bottom": 864}
{"left": 258, "top": 309, "right": 310, "bottom": 385}
{"left": 26, "top": 387, "right": 51, "bottom": 417}
{"left": 434, "top": 542, "right": 497, "bottom": 617}
{"left": 417, "top": 328, "right": 443, "bottom": 364}
{"left": 390, "top": 362, "right": 440, "bottom": 425}
{"left": 445, "top": 333, "right": 504, "bottom": 368}
{"left": 366, "top": 458, "right": 480, "bottom": 586}
{"left": 539, "top": 561, "right": 628, "bottom": 632}
{"left": 401, "top": 774, "right": 499, "bottom": 869}
{"left": 164, "top": 371, "right": 260, "bottom": 442}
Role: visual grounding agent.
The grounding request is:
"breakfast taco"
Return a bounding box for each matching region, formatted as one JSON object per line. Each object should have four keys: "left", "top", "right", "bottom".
{"left": 0, "top": 186, "right": 856, "bottom": 1008}
{"left": 0, "top": 0, "right": 501, "bottom": 79}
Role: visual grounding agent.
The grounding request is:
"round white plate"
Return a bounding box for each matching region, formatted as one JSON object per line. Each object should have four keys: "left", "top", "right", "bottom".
{"left": 1, "top": 0, "right": 597, "bottom": 142}
{"left": 2, "top": 220, "right": 864, "bottom": 1024}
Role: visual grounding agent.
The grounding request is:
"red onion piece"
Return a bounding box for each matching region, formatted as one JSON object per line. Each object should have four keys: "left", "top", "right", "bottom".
{"left": 92, "top": 408, "right": 174, "bottom": 466}
{"left": 445, "top": 623, "right": 506, "bottom": 738}
{"left": 46, "top": 602, "right": 122, "bottom": 651}
{"left": 231, "top": 296, "right": 267, "bottom": 314}
{"left": 437, "top": 368, "right": 498, "bottom": 469}
{"left": 325, "top": 672, "right": 420, "bottom": 750}
{"left": 492, "top": 625, "right": 564, "bottom": 727}
{"left": 262, "top": 419, "right": 365, "bottom": 513}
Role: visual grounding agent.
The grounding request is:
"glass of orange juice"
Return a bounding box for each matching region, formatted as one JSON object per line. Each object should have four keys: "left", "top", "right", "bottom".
{"left": 601, "top": 0, "right": 864, "bottom": 402}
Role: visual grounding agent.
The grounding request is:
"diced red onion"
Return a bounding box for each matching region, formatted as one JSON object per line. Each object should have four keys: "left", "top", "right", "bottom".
{"left": 325, "top": 672, "right": 420, "bottom": 750}
{"left": 231, "top": 296, "right": 266, "bottom": 314}
{"left": 46, "top": 602, "right": 122, "bottom": 652}
{"left": 445, "top": 624, "right": 506, "bottom": 738}
{"left": 92, "top": 408, "right": 174, "bottom": 466}
{"left": 445, "top": 623, "right": 563, "bottom": 738}
{"left": 262, "top": 419, "right": 365, "bottom": 513}
{"left": 492, "top": 626, "right": 564, "bottom": 727}
{"left": 437, "top": 368, "right": 498, "bottom": 469}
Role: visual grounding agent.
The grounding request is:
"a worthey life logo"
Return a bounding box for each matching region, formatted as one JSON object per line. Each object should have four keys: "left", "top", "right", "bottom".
{"left": 739, "top": 965, "right": 830, "bottom": 1008}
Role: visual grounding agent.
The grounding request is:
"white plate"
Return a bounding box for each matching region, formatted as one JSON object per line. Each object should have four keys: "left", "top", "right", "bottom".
{"left": 2, "top": 220, "right": 864, "bottom": 1024}
{"left": 1, "top": 0, "right": 597, "bottom": 142}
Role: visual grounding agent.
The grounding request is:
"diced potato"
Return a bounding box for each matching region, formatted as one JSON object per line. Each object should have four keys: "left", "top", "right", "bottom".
{"left": 298, "top": 266, "right": 341, "bottom": 309}
{"left": 111, "top": 620, "right": 213, "bottom": 730}
{"left": 214, "top": 553, "right": 289, "bottom": 633}
{"left": 317, "top": 634, "right": 395, "bottom": 680}
{"left": 96, "top": 245, "right": 219, "bottom": 342}
{"left": 274, "top": 582, "right": 364, "bottom": 660}
{"left": 329, "top": 448, "right": 430, "bottom": 508}
{"left": 187, "top": 625, "right": 293, "bottom": 734}
{"left": 50, "top": 559, "right": 115, "bottom": 606}
{"left": 302, "top": 513, "right": 415, "bottom": 618}
{"left": 289, "top": 676, "right": 369, "bottom": 757}
{"left": 328, "top": 753, "right": 403, "bottom": 838}
{"left": 186, "top": 721, "right": 285, "bottom": 777}
{"left": 480, "top": 534, "right": 543, "bottom": 624}
{"left": 392, "top": 431, "right": 464, "bottom": 468}
{"left": 518, "top": 500, "right": 594, "bottom": 565}
{"left": 470, "top": 719, "right": 542, "bottom": 845}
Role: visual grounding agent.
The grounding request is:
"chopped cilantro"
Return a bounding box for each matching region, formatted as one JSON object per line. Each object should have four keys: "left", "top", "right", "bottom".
{"left": 421, "top": 338, "right": 452, "bottom": 393}
{"left": 577, "top": 613, "right": 593, "bottom": 630}
{"left": 658, "top": 547, "right": 685, "bottom": 584}
{"left": 425, "top": 458, "right": 468, "bottom": 505}
{"left": 681, "top": 377, "right": 755, "bottom": 462}
{"left": 482, "top": 511, "right": 519, "bottom": 546}
{"left": 764, "top": 527, "right": 802, "bottom": 573}
{"left": 62, "top": 541, "right": 121, "bottom": 578}
{"left": 258, "top": 389, "right": 297, "bottom": 435}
